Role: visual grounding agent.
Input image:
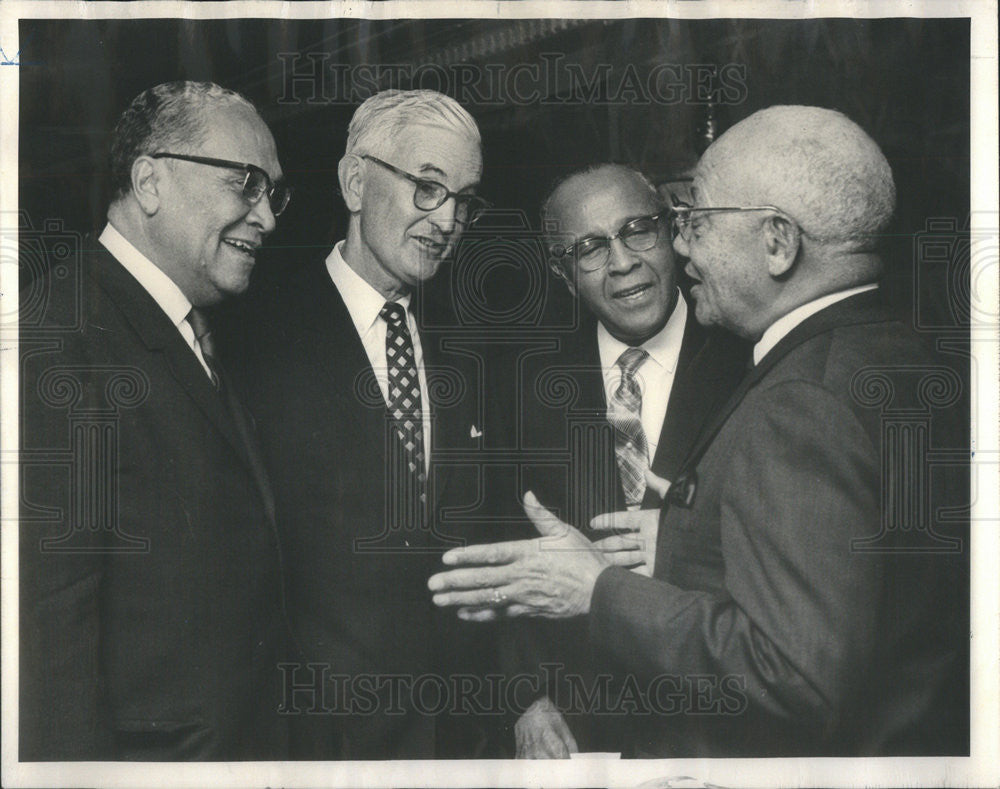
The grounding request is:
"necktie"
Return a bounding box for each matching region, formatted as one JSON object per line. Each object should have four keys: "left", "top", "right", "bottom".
{"left": 187, "top": 307, "right": 220, "bottom": 388}
{"left": 187, "top": 308, "right": 276, "bottom": 520}
{"left": 380, "top": 301, "right": 427, "bottom": 506}
{"left": 608, "top": 346, "right": 650, "bottom": 507}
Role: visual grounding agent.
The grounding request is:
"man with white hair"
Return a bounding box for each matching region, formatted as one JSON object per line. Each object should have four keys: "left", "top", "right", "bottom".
{"left": 243, "top": 89, "right": 491, "bottom": 758}
{"left": 430, "top": 105, "right": 968, "bottom": 756}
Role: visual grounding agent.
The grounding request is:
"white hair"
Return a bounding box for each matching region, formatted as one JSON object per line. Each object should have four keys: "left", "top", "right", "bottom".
{"left": 344, "top": 89, "right": 481, "bottom": 159}
{"left": 703, "top": 105, "right": 896, "bottom": 252}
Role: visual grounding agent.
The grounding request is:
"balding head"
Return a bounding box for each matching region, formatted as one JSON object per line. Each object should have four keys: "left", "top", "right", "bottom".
{"left": 699, "top": 105, "right": 895, "bottom": 252}
{"left": 540, "top": 163, "right": 679, "bottom": 345}
{"left": 674, "top": 106, "right": 893, "bottom": 339}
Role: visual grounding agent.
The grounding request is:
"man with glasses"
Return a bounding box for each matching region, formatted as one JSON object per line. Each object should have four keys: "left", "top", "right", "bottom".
{"left": 20, "top": 81, "right": 291, "bottom": 759}
{"left": 430, "top": 106, "right": 968, "bottom": 757}
{"left": 497, "top": 163, "right": 746, "bottom": 757}
{"left": 240, "top": 89, "right": 492, "bottom": 759}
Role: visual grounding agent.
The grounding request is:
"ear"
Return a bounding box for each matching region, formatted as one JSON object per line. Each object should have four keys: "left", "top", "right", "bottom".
{"left": 338, "top": 154, "right": 365, "bottom": 213}
{"left": 130, "top": 157, "right": 161, "bottom": 216}
{"left": 762, "top": 212, "right": 801, "bottom": 278}
{"left": 549, "top": 259, "right": 577, "bottom": 296}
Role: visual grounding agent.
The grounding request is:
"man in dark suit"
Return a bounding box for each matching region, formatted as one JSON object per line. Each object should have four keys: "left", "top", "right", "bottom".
{"left": 20, "top": 81, "right": 293, "bottom": 759}
{"left": 429, "top": 106, "right": 969, "bottom": 756}
{"left": 240, "top": 89, "right": 493, "bottom": 759}
{"left": 503, "top": 164, "right": 746, "bottom": 757}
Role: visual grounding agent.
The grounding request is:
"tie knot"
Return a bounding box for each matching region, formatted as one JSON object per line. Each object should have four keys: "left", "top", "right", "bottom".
{"left": 617, "top": 346, "right": 648, "bottom": 377}
{"left": 380, "top": 301, "right": 407, "bottom": 327}
{"left": 187, "top": 307, "right": 211, "bottom": 343}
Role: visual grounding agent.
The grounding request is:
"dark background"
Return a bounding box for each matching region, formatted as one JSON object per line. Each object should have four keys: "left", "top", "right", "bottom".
{"left": 18, "top": 17, "right": 971, "bottom": 332}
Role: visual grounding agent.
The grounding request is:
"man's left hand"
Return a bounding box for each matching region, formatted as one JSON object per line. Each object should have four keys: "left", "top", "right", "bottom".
{"left": 428, "top": 491, "right": 610, "bottom": 621}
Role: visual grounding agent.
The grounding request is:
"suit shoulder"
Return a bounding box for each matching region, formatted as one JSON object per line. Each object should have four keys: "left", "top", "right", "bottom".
{"left": 770, "top": 317, "right": 932, "bottom": 385}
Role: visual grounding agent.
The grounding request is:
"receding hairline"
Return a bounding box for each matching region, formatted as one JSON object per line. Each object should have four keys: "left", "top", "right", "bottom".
{"left": 542, "top": 163, "right": 660, "bottom": 228}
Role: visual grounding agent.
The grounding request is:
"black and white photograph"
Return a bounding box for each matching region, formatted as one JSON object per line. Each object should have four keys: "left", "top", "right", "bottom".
{"left": 1, "top": 1, "right": 997, "bottom": 787}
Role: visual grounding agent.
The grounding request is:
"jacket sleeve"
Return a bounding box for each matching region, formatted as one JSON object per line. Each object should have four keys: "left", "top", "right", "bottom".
{"left": 19, "top": 346, "right": 114, "bottom": 760}
{"left": 588, "top": 378, "right": 882, "bottom": 738}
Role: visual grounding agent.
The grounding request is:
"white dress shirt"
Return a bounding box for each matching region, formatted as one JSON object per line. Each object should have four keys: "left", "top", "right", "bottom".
{"left": 597, "top": 290, "right": 688, "bottom": 466}
{"left": 99, "top": 223, "right": 214, "bottom": 380}
{"left": 753, "top": 284, "right": 879, "bottom": 365}
{"left": 326, "top": 241, "right": 432, "bottom": 471}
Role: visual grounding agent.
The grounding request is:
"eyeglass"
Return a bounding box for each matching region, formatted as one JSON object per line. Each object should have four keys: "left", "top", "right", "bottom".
{"left": 362, "top": 155, "right": 490, "bottom": 226}
{"left": 150, "top": 153, "right": 293, "bottom": 217}
{"left": 548, "top": 212, "right": 670, "bottom": 273}
{"left": 670, "top": 196, "right": 786, "bottom": 243}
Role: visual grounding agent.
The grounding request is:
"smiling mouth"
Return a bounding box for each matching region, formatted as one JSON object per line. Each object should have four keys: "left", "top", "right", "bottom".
{"left": 612, "top": 283, "right": 653, "bottom": 301}
{"left": 223, "top": 238, "right": 260, "bottom": 258}
{"left": 413, "top": 236, "right": 450, "bottom": 259}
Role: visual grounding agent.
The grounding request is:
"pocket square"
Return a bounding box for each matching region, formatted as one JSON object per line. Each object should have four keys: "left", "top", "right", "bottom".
{"left": 469, "top": 424, "right": 484, "bottom": 439}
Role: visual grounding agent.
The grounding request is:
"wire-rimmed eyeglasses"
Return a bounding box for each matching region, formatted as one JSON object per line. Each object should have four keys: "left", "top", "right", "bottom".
{"left": 362, "top": 155, "right": 490, "bottom": 226}
{"left": 670, "top": 196, "right": 788, "bottom": 243}
{"left": 151, "top": 152, "right": 293, "bottom": 217}
{"left": 548, "top": 211, "right": 670, "bottom": 273}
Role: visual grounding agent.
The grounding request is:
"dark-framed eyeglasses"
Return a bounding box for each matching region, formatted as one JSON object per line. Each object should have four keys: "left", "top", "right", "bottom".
{"left": 362, "top": 155, "right": 490, "bottom": 226}
{"left": 548, "top": 212, "right": 670, "bottom": 273}
{"left": 670, "top": 196, "right": 786, "bottom": 243}
{"left": 150, "top": 152, "right": 293, "bottom": 217}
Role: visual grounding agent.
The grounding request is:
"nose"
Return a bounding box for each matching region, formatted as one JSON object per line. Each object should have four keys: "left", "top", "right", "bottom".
{"left": 426, "top": 196, "right": 460, "bottom": 236}
{"left": 246, "top": 194, "right": 277, "bottom": 235}
{"left": 606, "top": 236, "right": 640, "bottom": 275}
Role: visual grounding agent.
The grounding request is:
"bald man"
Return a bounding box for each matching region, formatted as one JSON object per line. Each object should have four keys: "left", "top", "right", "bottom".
{"left": 430, "top": 105, "right": 969, "bottom": 756}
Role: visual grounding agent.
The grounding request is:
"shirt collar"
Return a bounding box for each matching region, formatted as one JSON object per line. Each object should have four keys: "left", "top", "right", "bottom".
{"left": 753, "top": 283, "right": 879, "bottom": 365}
{"left": 326, "top": 241, "right": 412, "bottom": 336}
{"left": 99, "top": 223, "right": 192, "bottom": 328}
{"left": 597, "top": 288, "right": 687, "bottom": 373}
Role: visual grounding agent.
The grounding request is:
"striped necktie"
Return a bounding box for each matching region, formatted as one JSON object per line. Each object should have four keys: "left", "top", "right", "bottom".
{"left": 607, "top": 346, "right": 650, "bottom": 507}
{"left": 187, "top": 307, "right": 220, "bottom": 388}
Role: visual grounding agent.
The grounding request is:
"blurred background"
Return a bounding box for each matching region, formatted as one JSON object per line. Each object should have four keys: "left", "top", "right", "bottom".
{"left": 18, "top": 16, "right": 971, "bottom": 333}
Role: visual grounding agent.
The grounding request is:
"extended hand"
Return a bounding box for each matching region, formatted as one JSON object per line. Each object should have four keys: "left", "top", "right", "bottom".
{"left": 428, "top": 491, "right": 610, "bottom": 621}
{"left": 515, "top": 697, "right": 579, "bottom": 759}
{"left": 589, "top": 469, "right": 668, "bottom": 577}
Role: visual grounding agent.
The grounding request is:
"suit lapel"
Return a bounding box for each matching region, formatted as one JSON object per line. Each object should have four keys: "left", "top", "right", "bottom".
{"left": 676, "top": 290, "right": 892, "bottom": 478}
{"left": 218, "top": 366, "right": 277, "bottom": 524}
{"left": 422, "top": 337, "right": 453, "bottom": 515}
{"left": 299, "top": 260, "right": 439, "bottom": 516}
{"left": 643, "top": 309, "right": 750, "bottom": 505}
{"left": 581, "top": 300, "right": 743, "bottom": 510}
{"left": 298, "top": 260, "right": 382, "bottom": 404}
{"left": 89, "top": 245, "right": 268, "bottom": 499}
{"left": 576, "top": 327, "right": 627, "bottom": 514}
{"left": 646, "top": 310, "right": 709, "bottom": 485}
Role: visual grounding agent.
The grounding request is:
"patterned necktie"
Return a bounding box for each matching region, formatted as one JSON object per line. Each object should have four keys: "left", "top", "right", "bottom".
{"left": 607, "top": 346, "right": 650, "bottom": 507}
{"left": 380, "top": 301, "right": 427, "bottom": 504}
{"left": 187, "top": 307, "right": 220, "bottom": 388}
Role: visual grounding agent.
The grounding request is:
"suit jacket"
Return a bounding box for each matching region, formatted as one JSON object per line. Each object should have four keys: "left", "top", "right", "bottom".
{"left": 493, "top": 299, "right": 749, "bottom": 749}
{"left": 507, "top": 299, "right": 749, "bottom": 524}
{"left": 19, "top": 242, "right": 289, "bottom": 760}
{"left": 589, "top": 291, "right": 970, "bottom": 756}
{"left": 238, "top": 257, "right": 492, "bottom": 759}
